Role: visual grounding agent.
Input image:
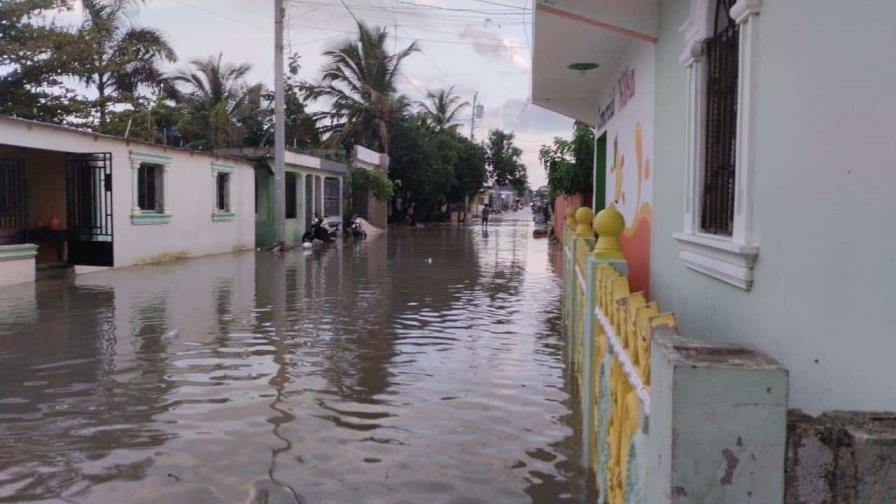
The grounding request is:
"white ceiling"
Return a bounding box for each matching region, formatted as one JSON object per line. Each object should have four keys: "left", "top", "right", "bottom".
{"left": 530, "top": 0, "right": 657, "bottom": 124}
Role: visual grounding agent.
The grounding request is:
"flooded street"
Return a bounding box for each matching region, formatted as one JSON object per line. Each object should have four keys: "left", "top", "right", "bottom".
{"left": 0, "top": 213, "right": 592, "bottom": 503}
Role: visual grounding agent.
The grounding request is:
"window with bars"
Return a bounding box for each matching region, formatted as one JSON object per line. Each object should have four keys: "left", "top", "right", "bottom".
{"left": 216, "top": 172, "right": 230, "bottom": 212}
{"left": 0, "top": 155, "right": 27, "bottom": 235}
{"left": 701, "top": 0, "right": 739, "bottom": 236}
{"left": 285, "top": 172, "right": 297, "bottom": 219}
{"left": 137, "top": 163, "right": 164, "bottom": 212}
{"left": 324, "top": 177, "right": 340, "bottom": 217}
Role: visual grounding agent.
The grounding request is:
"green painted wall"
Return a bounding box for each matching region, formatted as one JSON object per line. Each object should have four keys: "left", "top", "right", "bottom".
{"left": 255, "top": 168, "right": 275, "bottom": 247}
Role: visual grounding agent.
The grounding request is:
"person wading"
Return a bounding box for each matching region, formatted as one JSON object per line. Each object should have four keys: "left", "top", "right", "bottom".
{"left": 481, "top": 204, "right": 491, "bottom": 228}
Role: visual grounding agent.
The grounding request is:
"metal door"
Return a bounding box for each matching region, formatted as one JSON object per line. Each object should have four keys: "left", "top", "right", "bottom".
{"left": 66, "top": 153, "right": 114, "bottom": 266}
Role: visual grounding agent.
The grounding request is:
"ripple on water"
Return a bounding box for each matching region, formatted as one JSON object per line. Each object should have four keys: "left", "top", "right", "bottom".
{"left": 0, "top": 215, "right": 592, "bottom": 503}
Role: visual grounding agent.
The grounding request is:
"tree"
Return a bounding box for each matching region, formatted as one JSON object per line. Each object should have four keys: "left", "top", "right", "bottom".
{"left": 446, "top": 134, "right": 487, "bottom": 204}
{"left": 77, "top": 0, "right": 177, "bottom": 128}
{"left": 0, "top": 0, "right": 85, "bottom": 122}
{"left": 419, "top": 85, "right": 468, "bottom": 129}
{"left": 539, "top": 121, "right": 594, "bottom": 198}
{"left": 305, "top": 22, "right": 418, "bottom": 153}
{"left": 485, "top": 129, "right": 526, "bottom": 190}
{"left": 168, "top": 53, "right": 263, "bottom": 149}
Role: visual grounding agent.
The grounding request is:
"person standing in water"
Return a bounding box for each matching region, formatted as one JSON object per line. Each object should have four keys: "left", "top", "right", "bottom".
{"left": 481, "top": 204, "right": 491, "bottom": 227}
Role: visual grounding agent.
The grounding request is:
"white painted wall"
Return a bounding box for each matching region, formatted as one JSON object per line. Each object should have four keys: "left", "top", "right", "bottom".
{"left": 651, "top": 0, "right": 896, "bottom": 414}
{"left": 0, "top": 118, "right": 255, "bottom": 270}
{"left": 0, "top": 256, "right": 35, "bottom": 286}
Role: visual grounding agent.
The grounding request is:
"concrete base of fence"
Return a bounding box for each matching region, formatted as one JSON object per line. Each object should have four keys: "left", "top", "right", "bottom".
{"left": 647, "top": 326, "right": 789, "bottom": 503}
{"left": 786, "top": 409, "right": 896, "bottom": 503}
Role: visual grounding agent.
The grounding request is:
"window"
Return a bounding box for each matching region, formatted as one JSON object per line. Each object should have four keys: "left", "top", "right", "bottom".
{"left": 137, "top": 163, "right": 164, "bottom": 212}
{"left": 324, "top": 177, "right": 340, "bottom": 217}
{"left": 314, "top": 176, "right": 322, "bottom": 217}
{"left": 675, "top": 0, "right": 761, "bottom": 289}
{"left": 130, "top": 152, "right": 171, "bottom": 225}
{"left": 216, "top": 172, "right": 230, "bottom": 212}
{"left": 701, "top": 0, "right": 739, "bottom": 236}
{"left": 285, "top": 172, "right": 297, "bottom": 219}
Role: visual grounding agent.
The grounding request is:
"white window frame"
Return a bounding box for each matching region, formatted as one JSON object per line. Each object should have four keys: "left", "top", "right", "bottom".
{"left": 674, "top": 0, "right": 761, "bottom": 290}
{"left": 130, "top": 151, "right": 172, "bottom": 225}
{"left": 211, "top": 162, "right": 236, "bottom": 222}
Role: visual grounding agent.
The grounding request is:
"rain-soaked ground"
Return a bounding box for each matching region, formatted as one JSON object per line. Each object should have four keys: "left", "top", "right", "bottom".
{"left": 0, "top": 211, "right": 594, "bottom": 503}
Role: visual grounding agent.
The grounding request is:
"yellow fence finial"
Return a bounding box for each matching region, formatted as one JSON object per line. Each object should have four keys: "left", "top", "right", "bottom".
{"left": 566, "top": 206, "right": 578, "bottom": 228}
{"left": 593, "top": 205, "right": 625, "bottom": 260}
{"left": 575, "top": 207, "right": 595, "bottom": 238}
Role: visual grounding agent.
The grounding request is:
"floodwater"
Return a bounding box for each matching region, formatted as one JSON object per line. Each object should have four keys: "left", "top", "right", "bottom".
{"left": 0, "top": 212, "right": 592, "bottom": 503}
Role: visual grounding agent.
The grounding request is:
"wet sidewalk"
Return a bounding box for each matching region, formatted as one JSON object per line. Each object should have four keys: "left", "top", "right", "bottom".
{"left": 0, "top": 215, "right": 592, "bottom": 503}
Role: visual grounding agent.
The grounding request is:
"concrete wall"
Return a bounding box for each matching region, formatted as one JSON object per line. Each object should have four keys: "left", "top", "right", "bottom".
{"left": 651, "top": 0, "right": 896, "bottom": 414}
{"left": 0, "top": 245, "right": 37, "bottom": 286}
{"left": 0, "top": 118, "right": 255, "bottom": 270}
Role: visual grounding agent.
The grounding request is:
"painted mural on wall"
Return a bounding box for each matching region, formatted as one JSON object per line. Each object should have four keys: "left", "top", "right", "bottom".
{"left": 597, "top": 42, "right": 655, "bottom": 295}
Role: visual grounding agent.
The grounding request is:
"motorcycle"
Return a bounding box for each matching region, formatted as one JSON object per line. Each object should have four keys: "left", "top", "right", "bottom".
{"left": 348, "top": 215, "right": 367, "bottom": 239}
{"left": 302, "top": 217, "right": 339, "bottom": 244}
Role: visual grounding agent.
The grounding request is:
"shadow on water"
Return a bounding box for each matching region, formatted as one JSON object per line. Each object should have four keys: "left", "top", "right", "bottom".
{"left": 0, "top": 213, "right": 595, "bottom": 503}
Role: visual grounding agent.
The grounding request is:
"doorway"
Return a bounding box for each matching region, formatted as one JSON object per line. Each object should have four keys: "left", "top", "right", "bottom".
{"left": 593, "top": 133, "right": 607, "bottom": 211}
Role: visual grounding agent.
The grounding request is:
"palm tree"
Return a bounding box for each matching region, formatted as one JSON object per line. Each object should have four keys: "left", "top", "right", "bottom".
{"left": 78, "top": 0, "right": 177, "bottom": 128}
{"left": 168, "top": 53, "right": 264, "bottom": 149}
{"left": 305, "top": 22, "right": 419, "bottom": 153}
{"left": 419, "top": 86, "right": 469, "bottom": 129}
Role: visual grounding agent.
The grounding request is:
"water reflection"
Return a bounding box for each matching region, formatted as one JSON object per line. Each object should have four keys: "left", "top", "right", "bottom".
{"left": 0, "top": 215, "right": 593, "bottom": 503}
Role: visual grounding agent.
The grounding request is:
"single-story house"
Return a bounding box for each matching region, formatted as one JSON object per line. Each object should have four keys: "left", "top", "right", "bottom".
{"left": 0, "top": 116, "right": 255, "bottom": 287}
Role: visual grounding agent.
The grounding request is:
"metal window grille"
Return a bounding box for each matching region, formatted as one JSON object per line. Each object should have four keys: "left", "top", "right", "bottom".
{"left": 701, "top": 0, "right": 740, "bottom": 235}
{"left": 137, "top": 163, "right": 164, "bottom": 212}
{"left": 285, "top": 172, "right": 297, "bottom": 219}
{"left": 67, "top": 153, "right": 113, "bottom": 240}
{"left": 216, "top": 173, "right": 230, "bottom": 212}
{"left": 314, "top": 176, "right": 322, "bottom": 216}
{"left": 324, "top": 177, "right": 340, "bottom": 217}
{"left": 0, "top": 153, "right": 27, "bottom": 238}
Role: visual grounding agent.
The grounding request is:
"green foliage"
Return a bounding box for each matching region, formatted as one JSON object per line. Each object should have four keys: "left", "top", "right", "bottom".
{"left": 485, "top": 129, "right": 528, "bottom": 195}
{"left": 305, "top": 22, "right": 418, "bottom": 153}
{"left": 540, "top": 121, "right": 594, "bottom": 198}
{"left": 77, "top": 0, "right": 177, "bottom": 128}
{"left": 388, "top": 115, "right": 486, "bottom": 221}
{"left": 0, "top": 0, "right": 86, "bottom": 122}
{"left": 350, "top": 166, "right": 394, "bottom": 216}
{"left": 419, "top": 85, "right": 468, "bottom": 129}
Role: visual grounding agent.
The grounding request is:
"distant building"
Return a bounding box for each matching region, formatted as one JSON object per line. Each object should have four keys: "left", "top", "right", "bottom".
{"left": 216, "top": 147, "right": 348, "bottom": 247}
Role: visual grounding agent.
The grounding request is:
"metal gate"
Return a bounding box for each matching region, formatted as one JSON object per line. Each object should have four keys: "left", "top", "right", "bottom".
{"left": 0, "top": 152, "right": 28, "bottom": 243}
{"left": 66, "top": 153, "right": 114, "bottom": 266}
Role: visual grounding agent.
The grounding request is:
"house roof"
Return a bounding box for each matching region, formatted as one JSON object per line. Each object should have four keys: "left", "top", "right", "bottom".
{"left": 0, "top": 115, "right": 251, "bottom": 165}
{"left": 213, "top": 147, "right": 349, "bottom": 176}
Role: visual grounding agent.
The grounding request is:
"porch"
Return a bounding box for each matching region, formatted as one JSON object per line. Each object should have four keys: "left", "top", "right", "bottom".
{"left": 0, "top": 145, "right": 113, "bottom": 286}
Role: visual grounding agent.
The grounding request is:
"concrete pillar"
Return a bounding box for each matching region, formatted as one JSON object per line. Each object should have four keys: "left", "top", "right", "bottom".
{"left": 648, "top": 325, "right": 789, "bottom": 503}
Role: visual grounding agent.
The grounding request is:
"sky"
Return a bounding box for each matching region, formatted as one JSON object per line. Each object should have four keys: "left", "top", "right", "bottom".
{"left": 58, "top": 0, "right": 574, "bottom": 188}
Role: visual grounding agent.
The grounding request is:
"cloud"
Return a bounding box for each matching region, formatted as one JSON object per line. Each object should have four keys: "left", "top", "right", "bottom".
{"left": 458, "top": 26, "right": 530, "bottom": 72}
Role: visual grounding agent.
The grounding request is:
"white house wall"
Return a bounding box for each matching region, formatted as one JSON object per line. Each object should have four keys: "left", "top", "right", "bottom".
{"left": 651, "top": 0, "right": 896, "bottom": 414}
{"left": 595, "top": 40, "right": 656, "bottom": 294}
{"left": 0, "top": 119, "right": 255, "bottom": 269}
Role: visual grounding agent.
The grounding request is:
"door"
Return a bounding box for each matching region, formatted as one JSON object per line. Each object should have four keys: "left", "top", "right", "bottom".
{"left": 304, "top": 174, "right": 313, "bottom": 229}
{"left": 66, "top": 153, "right": 113, "bottom": 266}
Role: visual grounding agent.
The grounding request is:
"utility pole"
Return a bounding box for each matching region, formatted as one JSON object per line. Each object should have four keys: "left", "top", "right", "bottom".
{"left": 470, "top": 92, "right": 478, "bottom": 140}
{"left": 273, "top": 0, "right": 286, "bottom": 245}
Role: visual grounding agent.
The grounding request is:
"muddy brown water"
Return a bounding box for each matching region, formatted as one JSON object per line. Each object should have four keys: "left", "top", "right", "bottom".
{"left": 0, "top": 215, "right": 593, "bottom": 503}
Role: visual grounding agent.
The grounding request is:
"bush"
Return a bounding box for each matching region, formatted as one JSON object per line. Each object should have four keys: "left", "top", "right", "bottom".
{"left": 350, "top": 166, "right": 394, "bottom": 215}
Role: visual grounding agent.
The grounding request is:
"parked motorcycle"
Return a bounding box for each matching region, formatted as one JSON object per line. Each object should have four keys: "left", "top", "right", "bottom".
{"left": 302, "top": 217, "right": 339, "bottom": 244}
{"left": 348, "top": 215, "right": 367, "bottom": 239}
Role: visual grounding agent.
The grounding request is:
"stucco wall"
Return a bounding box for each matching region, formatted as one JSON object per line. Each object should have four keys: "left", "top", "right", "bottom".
{"left": 651, "top": 0, "right": 896, "bottom": 414}
{"left": 0, "top": 118, "right": 255, "bottom": 269}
